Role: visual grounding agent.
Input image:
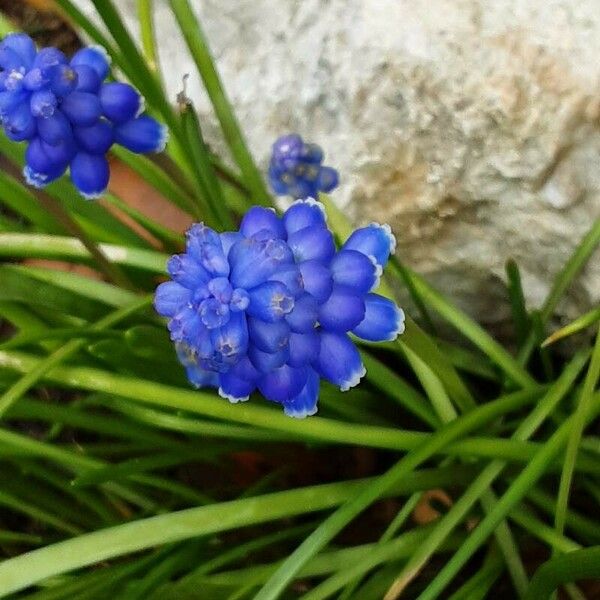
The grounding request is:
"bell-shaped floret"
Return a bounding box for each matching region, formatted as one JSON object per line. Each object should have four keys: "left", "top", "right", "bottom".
{"left": 258, "top": 364, "right": 309, "bottom": 403}
{"left": 72, "top": 64, "right": 101, "bottom": 93}
{"left": 68, "top": 152, "right": 108, "bottom": 198}
{"left": 114, "top": 115, "right": 167, "bottom": 153}
{"left": 330, "top": 249, "right": 381, "bottom": 294}
{"left": 282, "top": 199, "right": 327, "bottom": 236}
{"left": 166, "top": 254, "right": 210, "bottom": 290}
{"left": 37, "top": 110, "right": 72, "bottom": 146}
{"left": 287, "top": 224, "right": 335, "bottom": 264}
{"left": 73, "top": 120, "right": 113, "bottom": 154}
{"left": 70, "top": 46, "right": 110, "bottom": 80}
{"left": 317, "top": 331, "right": 365, "bottom": 391}
{"left": 352, "top": 294, "right": 405, "bottom": 342}
{"left": 229, "top": 237, "right": 294, "bottom": 289}
{"left": 218, "top": 357, "right": 258, "bottom": 402}
{"left": 248, "top": 343, "right": 289, "bottom": 373}
{"left": 318, "top": 285, "right": 366, "bottom": 332}
{"left": 297, "top": 259, "right": 333, "bottom": 302}
{"left": 60, "top": 91, "right": 102, "bottom": 126}
{"left": 342, "top": 223, "right": 396, "bottom": 268}
{"left": 99, "top": 82, "right": 142, "bottom": 123}
{"left": 285, "top": 293, "right": 318, "bottom": 333}
{"left": 288, "top": 331, "right": 320, "bottom": 367}
{"left": 240, "top": 206, "right": 286, "bottom": 240}
{"left": 154, "top": 281, "right": 192, "bottom": 318}
{"left": 248, "top": 317, "right": 290, "bottom": 353}
{"left": 247, "top": 281, "right": 294, "bottom": 323}
{"left": 0, "top": 33, "right": 36, "bottom": 69}
{"left": 282, "top": 368, "right": 319, "bottom": 418}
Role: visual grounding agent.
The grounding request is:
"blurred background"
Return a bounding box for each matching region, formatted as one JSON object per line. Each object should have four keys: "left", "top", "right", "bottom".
{"left": 3, "top": 0, "right": 600, "bottom": 334}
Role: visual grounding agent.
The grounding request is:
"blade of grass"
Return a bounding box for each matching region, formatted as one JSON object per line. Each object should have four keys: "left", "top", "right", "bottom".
{"left": 0, "top": 295, "right": 152, "bottom": 418}
{"left": 383, "top": 349, "right": 589, "bottom": 599}
{"left": 554, "top": 325, "right": 600, "bottom": 548}
{"left": 0, "top": 467, "right": 475, "bottom": 596}
{"left": 168, "top": 0, "right": 270, "bottom": 205}
{"left": 543, "top": 306, "right": 600, "bottom": 347}
{"left": 518, "top": 218, "right": 600, "bottom": 364}
{"left": 505, "top": 259, "right": 530, "bottom": 346}
{"left": 414, "top": 392, "right": 600, "bottom": 600}
{"left": 524, "top": 547, "right": 600, "bottom": 600}
{"left": 137, "top": 0, "right": 159, "bottom": 74}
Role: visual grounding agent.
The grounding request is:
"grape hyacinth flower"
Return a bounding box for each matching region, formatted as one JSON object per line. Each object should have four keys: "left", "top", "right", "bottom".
{"left": 155, "top": 200, "right": 404, "bottom": 418}
{"left": 0, "top": 33, "right": 166, "bottom": 198}
{"left": 268, "top": 134, "right": 339, "bottom": 199}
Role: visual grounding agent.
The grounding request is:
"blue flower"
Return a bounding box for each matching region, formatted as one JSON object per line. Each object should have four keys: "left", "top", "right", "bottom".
{"left": 268, "top": 134, "right": 339, "bottom": 199}
{"left": 0, "top": 33, "right": 166, "bottom": 198}
{"left": 155, "top": 200, "right": 404, "bottom": 418}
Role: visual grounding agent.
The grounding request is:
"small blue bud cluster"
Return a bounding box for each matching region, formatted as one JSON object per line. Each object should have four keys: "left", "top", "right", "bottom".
{"left": 268, "top": 134, "right": 339, "bottom": 199}
{"left": 0, "top": 33, "right": 166, "bottom": 198}
{"left": 155, "top": 200, "right": 404, "bottom": 418}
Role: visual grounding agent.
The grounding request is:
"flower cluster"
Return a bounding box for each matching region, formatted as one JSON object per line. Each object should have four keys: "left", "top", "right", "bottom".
{"left": 268, "top": 134, "right": 339, "bottom": 199}
{"left": 0, "top": 33, "right": 166, "bottom": 198}
{"left": 155, "top": 200, "right": 404, "bottom": 417}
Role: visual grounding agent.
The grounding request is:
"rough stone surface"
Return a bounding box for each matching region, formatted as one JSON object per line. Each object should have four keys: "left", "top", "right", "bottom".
{"left": 78, "top": 0, "right": 600, "bottom": 331}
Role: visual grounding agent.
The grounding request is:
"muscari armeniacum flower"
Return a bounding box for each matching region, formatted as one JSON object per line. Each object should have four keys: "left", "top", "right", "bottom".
{"left": 155, "top": 200, "right": 404, "bottom": 418}
{"left": 0, "top": 33, "right": 166, "bottom": 198}
{"left": 268, "top": 134, "right": 339, "bottom": 199}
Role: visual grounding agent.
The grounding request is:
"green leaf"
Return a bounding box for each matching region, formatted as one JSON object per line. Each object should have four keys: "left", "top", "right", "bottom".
{"left": 168, "top": 0, "right": 271, "bottom": 205}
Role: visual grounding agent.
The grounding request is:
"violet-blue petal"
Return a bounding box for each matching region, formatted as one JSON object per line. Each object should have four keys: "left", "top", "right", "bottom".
{"left": 33, "top": 47, "right": 67, "bottom": 71}
{"left": 0, "top": 33, "right": 36, "bottom": 69}
{"left": 186, "top": 223, "right": 222, "bottom": 261}
{"left": 154, "top": 281, "right": 192, "bottom": 317}
{"left": 0, "top": 90, "right": 26, "bottom": 115}
{"left": 240, "top": 206, "right": 286, "bottom": 240}
{"left": 4, "top": 103, "right": 36, "bottom": 141}
{"left": 114, "top": 115, "right": 167, "bottom": 153}
{"left": 199, "top": 298, "right": 230, "bottom": 329}
{"left": 247, "top": 281, "right": 294, "bottom": 323}
{"left": 248, "top": 344, "right": 289, "bottom": 373}
{"left": 185, "top": 362, "right": 219, "bottom": 389}
{"left": 74, "top": 120, "right": 113, "bottom": 154}
{"left": 72, "top": 64, "right": 101, "bottom": 93}
{"left": 69, "top": 152, "right": 109, "bottom": 199}
{"left": 287, "top": 224, "right": 335, "bottom": 264}
{"left": 30, "top": 90, "right": 57, "bottom": 118}
{"left": 168, "top": 305, "right": 204, "bottom": 344}
{"left": 199, "top": 243, "right": 229, "bottom": 277}
{"left": 288, "top": 331, "right": 320, "bottom": 367}
{"left": 248, "top": 317, "right": 290, "bottom": 353}
{"left": 166, "top": 254, "right": 210, "bottom": 289}
{"left": 70, "top": 46, "right": 110, "bottom": 80}
{"left": 229, "top": 237, "right": 293, "bottom": 289}
{"left": 268, "top": 264, "right": 304, "bottom": 298}
{"left": 25, "top": 137, "right": 60, "bottom": 174}
{"left": 352, "top": 293, "right": 405, "bottom": 342}
{"left": 218, "top": 357, "right": 259, "bottom": 402}
{"left": 23, "top": 164, "right": 65, "bottom": 188}
{"left": 50, "top": 64, "right": 78, "bottom": 96}
{"left": 342, "top": 223, "right": 396, "bottom": 268}
{"left": 330, "top": 249, "right": 380, "bottom": 294}
{"left": 210, "top": 311, "right": 249, "bottom": 366}
{"left": 282, "top": 368, "right": 319, "bottom": 418}
{"left": 317, "top": 331, "right": 365, "bottom": 391}
{"left": 60, "top": 91, "right": 102, "bottom": 127}
{"left": 258, "top": 364, "right": 308, "bottom": 404}
{"left": 297, "top": 259, "right": 333, "bottom": 303}
{"left": 41, "top": 137, "right": 76, "bottom": 166}
{"left": 282, "top": 199, "right": 327, "bottom": 236}
{"left": 285, "top": 293, "right": 318, "bottom": 333}
{"left": 99, "top": 82, "right": 142, "bottom": 123}
{"left": 23, "top": 68, "right": 47, "bottom": 92}
{"left": 318, "top": 285, "right": 366, "bottom": 332}
{"left": 0, "top": 45, "right": 27, "bottom": 71}
{"left": 219, "top": 231, "right": 242, "bottom": 257}
{"left": 316, "top": 166, "right": 339, "bottom": 192}
{"left": 37, "top": 110, "right": 72, "bottom": 146}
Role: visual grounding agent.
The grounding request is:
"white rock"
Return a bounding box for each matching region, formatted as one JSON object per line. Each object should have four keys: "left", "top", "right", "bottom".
{"left": 77, "top": 0, "right": 600, "bottom": 329}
